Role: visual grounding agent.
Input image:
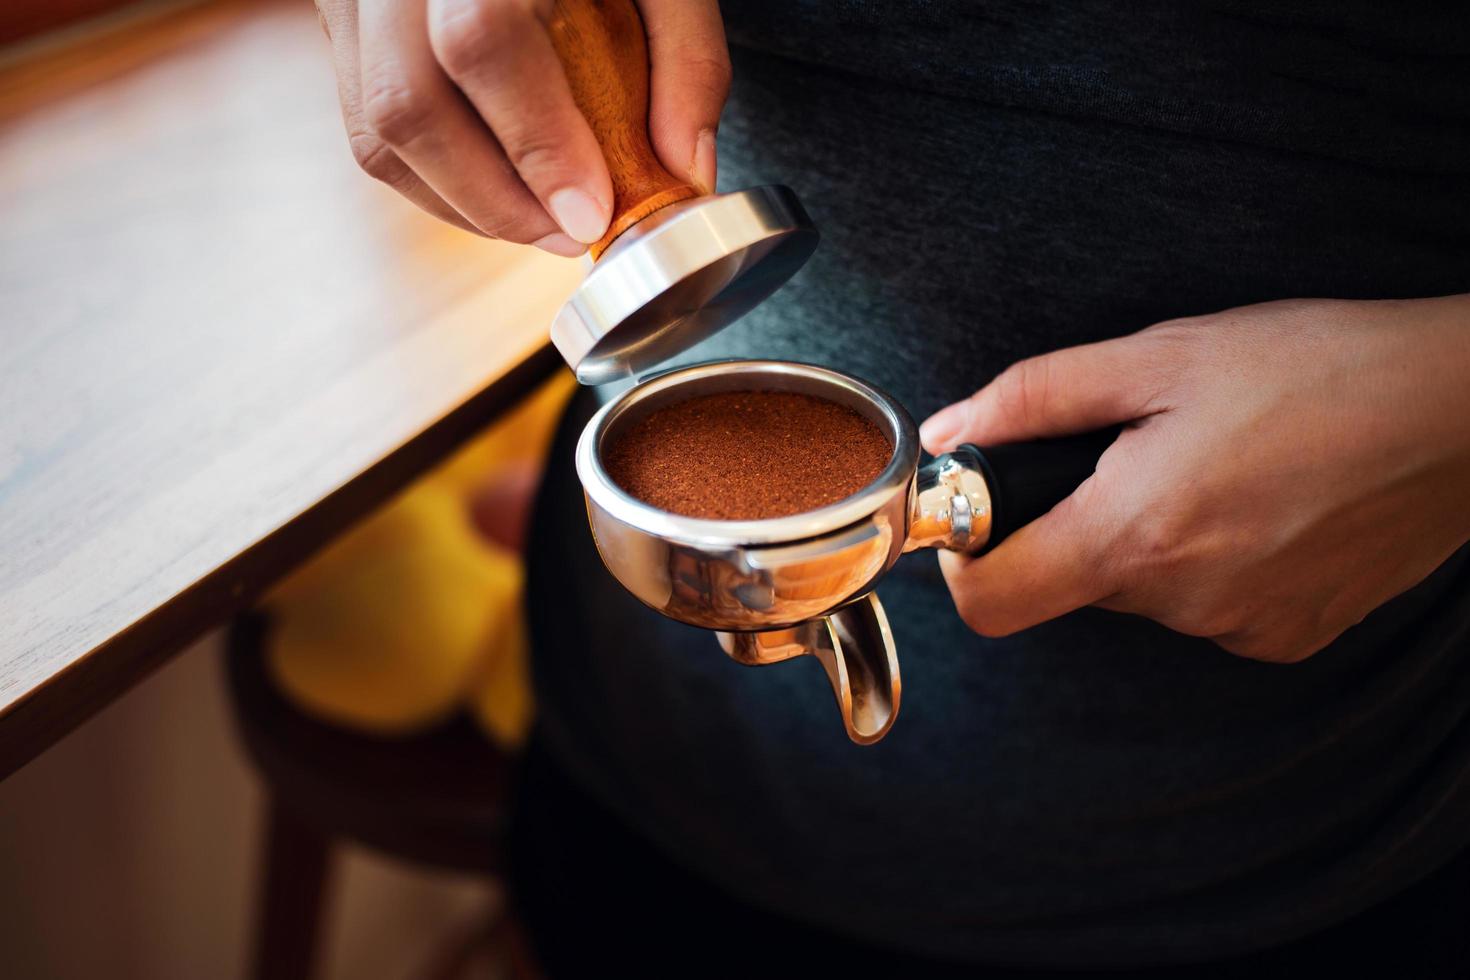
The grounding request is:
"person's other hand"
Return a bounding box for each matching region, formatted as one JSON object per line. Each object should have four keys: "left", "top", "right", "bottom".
{"left": 315, "top": 0, "right": 729, "bottom": 254}
{"left": 920, "top": 296, "right": 1470, "bottom": 662}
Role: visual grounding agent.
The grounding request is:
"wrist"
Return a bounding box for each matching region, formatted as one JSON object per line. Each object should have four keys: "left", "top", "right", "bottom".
{"left": 1375, "top": 295, "right": 1470, "bottom": 449}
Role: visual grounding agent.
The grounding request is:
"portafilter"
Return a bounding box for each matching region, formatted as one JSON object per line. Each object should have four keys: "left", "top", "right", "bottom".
{"left": 576, "top": 361, "right": 1116, "bottom": 744}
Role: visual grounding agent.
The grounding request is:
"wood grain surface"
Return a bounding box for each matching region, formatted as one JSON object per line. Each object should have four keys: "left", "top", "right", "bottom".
{"left": 548, "top": 0, "right": 698, "bottom": 258}
{"left": 0, "top": 0, "right": 146, "bottom": 47}
{"left": 0, "top": 0, "right": 583, "bottom": 779}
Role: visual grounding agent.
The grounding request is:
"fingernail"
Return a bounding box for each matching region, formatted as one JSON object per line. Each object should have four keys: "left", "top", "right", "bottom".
{"left": 531, "top": 232, "right": 586, "bottom": 258}
{"left": 919, "top": 404, "right": 964, "bottom": 451}
{"left": 692, "top": 129, "right": 717, "bottom": 195}
{"left": 548, "top": 188, "right": 608, "bottom": 244}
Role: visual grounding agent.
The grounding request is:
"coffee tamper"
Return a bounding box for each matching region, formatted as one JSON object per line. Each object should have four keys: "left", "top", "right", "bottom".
{"left": 544, "top": 0, "right": 818, "bottom": 385}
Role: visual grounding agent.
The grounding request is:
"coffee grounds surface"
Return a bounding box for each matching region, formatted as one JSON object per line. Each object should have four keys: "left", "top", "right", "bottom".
{"left": 603, "top": 390, "right": 893, "bottom": 520}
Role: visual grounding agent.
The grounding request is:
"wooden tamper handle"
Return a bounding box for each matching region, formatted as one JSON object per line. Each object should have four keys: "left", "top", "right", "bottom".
{"left": 548, "top": 0, "right": 701, "bottom": 260}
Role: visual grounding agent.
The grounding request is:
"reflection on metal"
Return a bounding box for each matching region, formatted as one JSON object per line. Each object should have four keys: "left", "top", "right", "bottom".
{"left": 551, "top": 187, "right": 819, "bottom": 384}
{"left": 576, "top": 360, "right": 994, "bottom": 744}
{"left": 719, "top": 593, "right": 900, "bottom": 745}
{"left": 906, "top": 446, "right": 993, "bottom": 553}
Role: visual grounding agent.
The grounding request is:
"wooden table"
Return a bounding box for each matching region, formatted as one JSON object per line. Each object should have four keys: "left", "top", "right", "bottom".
{"left": 0, "top": 0, "right": 583, "bottom": 779}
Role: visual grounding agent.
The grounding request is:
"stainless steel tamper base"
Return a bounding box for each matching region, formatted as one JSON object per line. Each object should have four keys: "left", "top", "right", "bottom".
{"left": 551, "top": 187, "right": 819, "bottom": 385}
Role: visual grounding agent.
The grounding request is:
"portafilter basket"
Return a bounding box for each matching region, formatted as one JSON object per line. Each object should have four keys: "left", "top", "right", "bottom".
{"left": 575, "top": 361, "right": 1116, "bottom": 744}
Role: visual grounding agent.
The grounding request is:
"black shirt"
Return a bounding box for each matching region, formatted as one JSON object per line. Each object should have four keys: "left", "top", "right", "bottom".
{"left": 527, "top": 2, "right": 1470, "bottom": 966}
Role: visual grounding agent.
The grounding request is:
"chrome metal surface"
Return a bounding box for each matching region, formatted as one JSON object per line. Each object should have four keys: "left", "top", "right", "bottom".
{"left": 573, "top": 358, "right": 996, "bottom": 743}
{"left": 719, "top": 593, "right": 899, "bottom": 745}
{"left": 551, "top": 186, "right": 818, "bottom": 385}
{"left": 904, "top": 446, "right": 994, "bottom": 553}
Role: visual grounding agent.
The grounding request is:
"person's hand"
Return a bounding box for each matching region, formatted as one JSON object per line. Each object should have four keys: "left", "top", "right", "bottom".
{"left": 315, "top": 0, "right": 729, "bottom": 254}
{"left": 920, "top": 295, "right": 1470, "bottom": 662}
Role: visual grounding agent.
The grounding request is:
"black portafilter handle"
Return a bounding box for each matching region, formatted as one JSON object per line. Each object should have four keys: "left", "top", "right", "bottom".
{"left": 956, "top": 427, "right": 1121, "bottom": 553}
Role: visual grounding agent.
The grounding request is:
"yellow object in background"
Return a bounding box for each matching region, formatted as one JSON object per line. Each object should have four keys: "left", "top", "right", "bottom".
{"left": 265, "top": 485, "right": 519, "bottom": 733}
{"left": 468, "top": 584, "right": 532, "bottom": 750}
{"left": 263, "top": 371, "right": 575, "bottom": 751}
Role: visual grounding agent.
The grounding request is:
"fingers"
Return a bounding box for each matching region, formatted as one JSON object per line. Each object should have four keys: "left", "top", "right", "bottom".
{"left": 920, "top": 331, "right": 1178, "bottom": 454}
{"left": 922, "top": 332, "right": 1162, "bottom": 636}
{"left": 332, "top": 0, "right": 728, "bottom": 252}
{"left": 317, "top": 0, "right": 481, "bottom": 234}
{"left": 358, "top": 0, "right": 563, "bottom": 246}
{"left": 938, "top": 478, "right": 1121, "bottom": 636}
{"left": 639, "top": 0, "right": 731, "bottom": 193}
{"left": 427, "top": 0, "right": 613, "bottom": 244}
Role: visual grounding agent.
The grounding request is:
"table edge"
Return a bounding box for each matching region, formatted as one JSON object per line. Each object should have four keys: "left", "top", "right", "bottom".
{"left": 0, "top": 342, "right": 563, "bottom": 781}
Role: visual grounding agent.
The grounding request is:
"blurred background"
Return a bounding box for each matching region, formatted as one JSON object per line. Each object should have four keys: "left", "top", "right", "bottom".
{"left": 0, "top": 0, "right": 580, "bottom": 976}
{"left": 0, "top": 631, "right": 492, "bottom": 979}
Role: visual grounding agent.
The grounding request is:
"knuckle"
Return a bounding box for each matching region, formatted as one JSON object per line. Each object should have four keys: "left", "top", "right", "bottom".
{"left": 428, "top": 0, "right": 518, "bottom": 75}
{"left": 1216, "top": 624, "right": 1329, "bottom": 664}
{"left": 361, "top": 73, "right": 433, "bottom": 145}
{"left": 1278, "top": 625, "right": 1338, "bottom": 663}
{"left": 1117, "top": 491, "right": 1221, "bottom": 578}
{"left": 994, "top": 357, "right": 1054, "bottom": 430}
{"left": 500, "top": 135, "right": 562, "bottom": 176}
{"left": 1123, "top": 510, "right": 1190, "bottom": 578}
{"left": 1215, "top": 634, "right": 1264, "bottom": 660}
{"left": 348, "top": 133, "right": 410, "bottom": 186}
{"left": 1272, "top": 645, "right": 1319, "bottom": 665}
{"left": 1135, "top": 515, "right": 1182, "bottom": 567}
{"left": 677, "top": 48, "right": 732, "bottom": 102}
{"left": 1175, "top": 603, "right": 1245, "bottom": 641}
{"left": 953, "top": 595, "right": 1013, "bottom": 638}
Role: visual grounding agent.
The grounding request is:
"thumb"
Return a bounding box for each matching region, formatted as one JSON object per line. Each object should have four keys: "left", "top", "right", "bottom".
{"left": 639, "top": 0, "right": 731, "bottom": 194}
{"left": 920, "top": 332, "right": 1171, "bottom": 455}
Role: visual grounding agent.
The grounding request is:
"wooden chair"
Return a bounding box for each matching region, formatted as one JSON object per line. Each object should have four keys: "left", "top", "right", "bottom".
{"left": 224, "top": 614, "right": 534, "bottom": 979}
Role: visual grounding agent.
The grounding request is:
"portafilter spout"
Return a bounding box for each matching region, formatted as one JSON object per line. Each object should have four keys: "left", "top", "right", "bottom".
{"left": 720, "top": 593, "right": 899, "bottom": 744}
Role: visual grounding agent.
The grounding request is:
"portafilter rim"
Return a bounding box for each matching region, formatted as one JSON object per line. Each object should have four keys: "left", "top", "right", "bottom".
{"left": 575, "top": 360, "right": 920, "bottom": 548}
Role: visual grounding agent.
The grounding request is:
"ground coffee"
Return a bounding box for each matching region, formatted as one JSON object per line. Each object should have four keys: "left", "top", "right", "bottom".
{"left": 603, "top": 390, "right": 893, "bottom": 520}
